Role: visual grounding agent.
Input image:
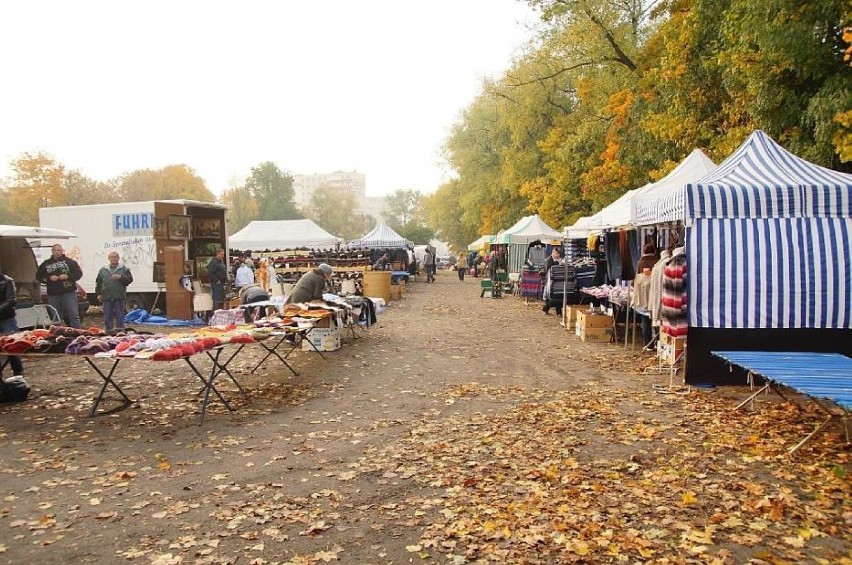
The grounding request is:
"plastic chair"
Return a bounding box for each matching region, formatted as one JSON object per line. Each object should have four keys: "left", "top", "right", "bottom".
{"left": 15, "top": 304, "right": 62, "bottom": 329}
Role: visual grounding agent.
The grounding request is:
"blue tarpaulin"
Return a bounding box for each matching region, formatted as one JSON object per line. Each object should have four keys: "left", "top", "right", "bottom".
{"left": 124, "top": 309, "right": 205, "bottom": 327}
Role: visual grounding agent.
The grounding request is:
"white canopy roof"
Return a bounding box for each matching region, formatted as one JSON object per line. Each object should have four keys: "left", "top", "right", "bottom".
{"left": 491, "top": 215, "right": 562, "bottom": 244}
{"left": 467, "top": 234, "right": 493, "bottom": 250}
{"left": 563, "top": 215, "right": 604, "bottom": 238}
{"left": 229, "top": 219, "right": 343, "bottom": 251}
{"left": 631, "top": 148, "right": 718, "bottom": 226}
{"left": 349, "top": 224, "right": 410, "bottom": 248}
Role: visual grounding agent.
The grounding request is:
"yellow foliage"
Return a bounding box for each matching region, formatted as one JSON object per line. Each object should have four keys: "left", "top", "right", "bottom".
{"left": 833, "top": 110, "right": 852, "bottom": 162}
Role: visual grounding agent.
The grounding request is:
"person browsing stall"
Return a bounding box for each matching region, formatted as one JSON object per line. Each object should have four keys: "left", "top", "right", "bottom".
{"left": 373, "top": 253, "right": 390, "bottom": 271}
{"left": 285, "top": 264, "right": 333, "bottom": 304}
{"left": 239, "top": 283, "right": 270, "bottom": 323}
{"left": 234, "top": 258, "right": 255, "bottom": 288}
{"left": 36, "top": 244, "right": 83, "bottom": 328}
{"left": 95, "top": 251, "right": 133, "bottom": 332}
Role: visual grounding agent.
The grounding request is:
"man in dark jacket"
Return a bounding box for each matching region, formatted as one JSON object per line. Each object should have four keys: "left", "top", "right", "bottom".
{"left": 286, "top": 264, "right": 332, "bottom": 304}
{"left": 0, "top": 270, "right": 24, "bottom": 377}
{"left": 36, "top": 244, "right": 83, "bottom": 328}
{"left": 207, "top": 248, "right": 228, "bottom": 310}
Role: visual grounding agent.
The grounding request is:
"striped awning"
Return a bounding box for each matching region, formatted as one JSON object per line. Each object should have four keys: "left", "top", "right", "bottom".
{"left": 687, "top": 130, "right": 852, "bottom": 222}
{"left": 349, "top": 224, "right": 410, "bottom": 248}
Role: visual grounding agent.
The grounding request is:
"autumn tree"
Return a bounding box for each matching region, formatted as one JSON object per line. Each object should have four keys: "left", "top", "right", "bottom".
{"left": 117, "top": 164, "right": 215, "bottom": 202}
{"left": 65, "top": 170, "right": 118, "bottom": 205}
{"left": 8, "top": 152, "right": 66, "bottom": 225}
{"left": 220, "top": 184, "right": 259, "bottom": 235}
{"left": 246, "top": 161, "right": 301, "bottom": 220}
{"left": 306, "top": 185, "right": 375, "bottom": 241}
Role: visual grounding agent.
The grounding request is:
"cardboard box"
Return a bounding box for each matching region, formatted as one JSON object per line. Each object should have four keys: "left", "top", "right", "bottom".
{"left": 580, "top": 326, "right": 613, "bottom": 343}
{"left": 302, "top": 327, "right": 341, "bottom": 352}
{"left": 576, "top": 310, "right": 614, "bottom": 330}
{"left": 389, "top": 285, "right": 403, "bottom": 300}
{"left": 564, "top": 306, "right": 586, "bottom": 330}
{"left": 658, "top": 333, "right": 686, "bottom": 365}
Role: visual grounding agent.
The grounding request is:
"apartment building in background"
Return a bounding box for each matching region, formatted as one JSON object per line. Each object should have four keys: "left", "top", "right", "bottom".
{"left": 293, "top": 171, "right": 366, "bottom": 208}
{"left": 293, "top": 170, "right": 384, "bottom": 222}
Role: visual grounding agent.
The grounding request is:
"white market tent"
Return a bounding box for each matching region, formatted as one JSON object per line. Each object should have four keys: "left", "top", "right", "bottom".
{"left": 490, "top": 214, "right": 562, "bottom": 273}
{"left": 592, "top": 187, "right": 651, "bottom": 229}
{"left": 631, "top": 148, "right": 718, "bottom": 226}
{"left": 229, "top": 219, "right": 343, "bottom": 251}
{"left": 467, "top": 234, "right": 493, "bottom": 251}
{"left": 349, "top": 224, "right": 410, "bottom": 248}
{"left": 492, "top": 214, "right": 562, "bottom": 244}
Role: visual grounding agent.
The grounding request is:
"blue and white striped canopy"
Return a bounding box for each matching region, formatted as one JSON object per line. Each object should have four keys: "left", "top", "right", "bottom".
{"left": 686, "top": 130, "right": 852, "bottom": 330}
{"left": 349, "top": 224, "right": 410, "bottom": 248}
{"left": 687, "top": 130, "right": 852, "bottom": 221}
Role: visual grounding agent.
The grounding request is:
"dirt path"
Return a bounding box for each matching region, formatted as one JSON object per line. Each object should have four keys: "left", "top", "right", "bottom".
{"left": 0, "top": 270, "right": 849, "bottom": 564}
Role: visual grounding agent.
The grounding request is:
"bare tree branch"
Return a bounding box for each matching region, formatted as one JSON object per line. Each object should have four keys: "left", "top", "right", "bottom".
{"left": 506, "top": 61, "right": 598, "bottom": 87}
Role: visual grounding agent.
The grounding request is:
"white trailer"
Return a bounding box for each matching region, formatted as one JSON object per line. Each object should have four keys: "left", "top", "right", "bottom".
{"left": 38, "top": 200, "right": 227, "bottom": 313}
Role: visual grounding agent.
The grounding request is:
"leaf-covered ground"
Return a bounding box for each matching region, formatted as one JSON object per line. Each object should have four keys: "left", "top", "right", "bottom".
{"left": 0, "top": 270, "right": 849, "bottom": 564}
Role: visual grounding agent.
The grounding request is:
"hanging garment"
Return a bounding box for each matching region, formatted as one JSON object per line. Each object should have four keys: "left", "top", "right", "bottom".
{"left": 587, "top": 233, "right": 598, "bottom": 252}
{"left": 660, "top": 249, "right": 687, "bottom": 337}
{"left": 649, "top": 250, "right": 671, "bottom": 325}
{"left": 520, "top": 269, "right": 543, "bottom": 298}
{"left": 631, "top": 273, "right": 652, "bottom": 310}
{"left": 605, "top": 233, "right": 622, "bottom": 281}
{"left": 619, "top": 230, "right": 636, "bottom": 281}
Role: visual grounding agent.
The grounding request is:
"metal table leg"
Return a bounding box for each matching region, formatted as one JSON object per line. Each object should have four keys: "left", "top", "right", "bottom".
{"left": 251, "top": 335, "right": 299, "bottom": 376}
{"left": 184, "top": 350, "right": 234, "bottom": 424}
{"left": 83, "top": 357, "right": 132, "bottom": 416}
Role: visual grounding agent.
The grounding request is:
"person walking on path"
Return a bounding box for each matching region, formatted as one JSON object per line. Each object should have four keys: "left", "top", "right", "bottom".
{"left": 207, "top": 248, "right": 229, "bottom": 310}
{"left": 423, "top": 249, "right": 435, "bottom": 283}
{"left": 456, "top": 252, "right": 468, "bottom": 281}
{"left": 95, "top": 251, "right": 133, "bottom": 332}
{"left": 36, "top": 244, "right": 83, "bottom": 328}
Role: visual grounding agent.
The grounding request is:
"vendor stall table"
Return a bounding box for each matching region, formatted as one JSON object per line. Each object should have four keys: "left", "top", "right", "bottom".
{"left": 251, "top": 325, "right": 321, "bottom": 375}
{"left": 4, "top": 346, "right": 247, "bottom": 423}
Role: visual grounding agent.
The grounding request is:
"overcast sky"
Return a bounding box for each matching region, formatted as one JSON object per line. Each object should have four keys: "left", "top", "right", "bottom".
{"left": 0, "top": 1, "right": 536, "bottom": 197}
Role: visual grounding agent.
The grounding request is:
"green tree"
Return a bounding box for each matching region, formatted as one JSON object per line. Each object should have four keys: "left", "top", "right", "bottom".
{"left": 383, "top": 189, "right": 435, "bottom": 243}
{"left": 307, "top": 185, "right": 374, "bottom": 240}
{"left": 424, "top": 180, "right": 478, "bottom": 251}
{"left": 220, "top": 184, "right": 259, "bottom": 235}
{"left": 8, "top": 152, "right": 66, "bottom": 225}
{"left": 246, "top": 161, "right": 301, "bottom": 220}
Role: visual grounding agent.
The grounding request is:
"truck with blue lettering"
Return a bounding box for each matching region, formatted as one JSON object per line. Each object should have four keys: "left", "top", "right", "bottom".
{"left": 38, "top": 200, "right": 227, "bottom": 314}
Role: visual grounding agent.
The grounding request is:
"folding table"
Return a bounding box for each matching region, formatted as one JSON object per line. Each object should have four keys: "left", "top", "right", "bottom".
{"left": 713, "top": 351, "right": 852, "bottom": 453}
{"left": 250, "top": 324, "right": 322, "bottom": 375}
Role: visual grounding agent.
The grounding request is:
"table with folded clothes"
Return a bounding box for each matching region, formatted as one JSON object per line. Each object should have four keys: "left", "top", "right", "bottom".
{"left": 248, "top": 301, "right": 342, "bottom": 372}
{"left": 0, "top": 311, "right": 334, "bottom": 422}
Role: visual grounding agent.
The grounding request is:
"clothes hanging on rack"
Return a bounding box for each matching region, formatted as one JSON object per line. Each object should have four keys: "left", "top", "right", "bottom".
{"left": 649, "top": 250, "right": 671, "bottom": 326}
{"left": 660, "top": 248, "right": 687, "bottom": 337}
{"left": 520, "top": 268, "right": 543, "bottom": 298}
{"left": 542, "top": 264, "right": 573, "bottom": 315}
{"left": 605, "top": 233, "right": 622, "bottom": 281}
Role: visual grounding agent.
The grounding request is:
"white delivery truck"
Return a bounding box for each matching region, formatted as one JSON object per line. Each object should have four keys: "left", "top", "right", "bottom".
{"left": 38, "top": 200, "right": 228, "bottom": 313}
